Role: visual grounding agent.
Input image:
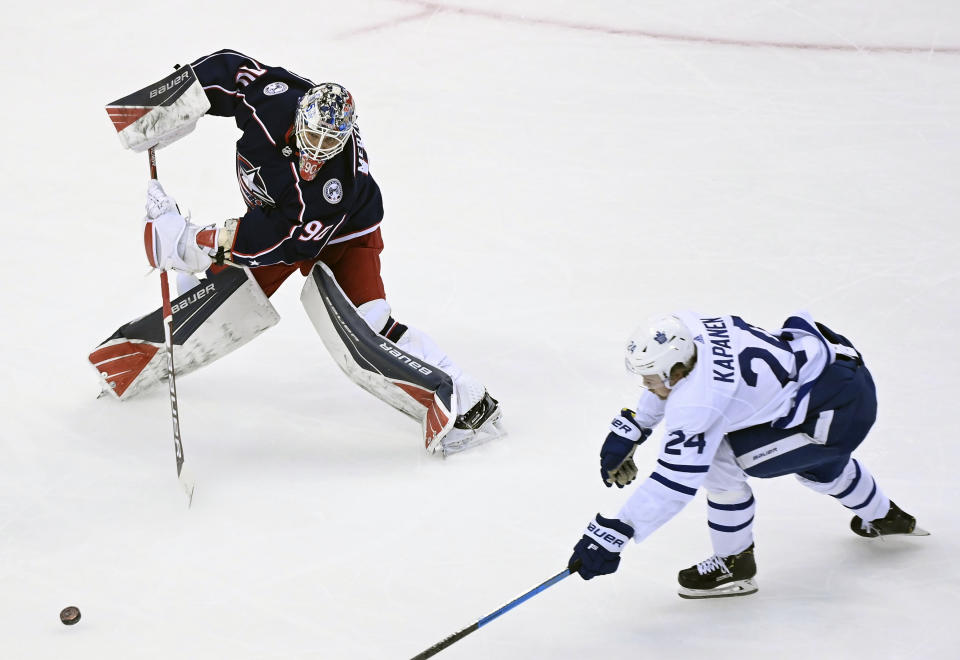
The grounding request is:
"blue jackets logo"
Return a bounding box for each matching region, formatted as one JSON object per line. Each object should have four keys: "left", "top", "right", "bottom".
{"left": 323, "top": 178, "right": 343, "bottom": 204}
{"left": 263, "top": 82, "right": 289, "bottom": 96}
{"left": 237, "top": 153, "right": 276, "bottom": 208}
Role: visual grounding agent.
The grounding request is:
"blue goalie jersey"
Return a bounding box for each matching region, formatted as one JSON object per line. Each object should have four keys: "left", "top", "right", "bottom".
{"left": 190, "top": 49, "right": 383, "bottom": 267}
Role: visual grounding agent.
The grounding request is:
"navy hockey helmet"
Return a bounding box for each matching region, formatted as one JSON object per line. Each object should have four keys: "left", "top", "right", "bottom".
{"left": 625, "top": 315, "right": 696, "bottom": 388}
{"left": 294, "top": 83, "right": 356, "bottom": 181}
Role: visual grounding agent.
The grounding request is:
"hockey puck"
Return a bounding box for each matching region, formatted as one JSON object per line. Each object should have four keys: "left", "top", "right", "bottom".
{"left": 60, "top": 606, "right": 81, "bottom": 626}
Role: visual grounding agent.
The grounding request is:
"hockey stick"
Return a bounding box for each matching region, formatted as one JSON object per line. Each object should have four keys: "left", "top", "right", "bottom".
{"left": 409, "top": 565, "right": 576, "bottom": 659}
{"left": 149, "top": 147, "right": 196, "bottom": 506}
{"left": 106, "top": 67, "right": 205, "bottom": 506}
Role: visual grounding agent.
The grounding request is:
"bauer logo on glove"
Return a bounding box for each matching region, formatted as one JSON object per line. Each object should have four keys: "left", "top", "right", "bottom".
{"left": 600, "top": 409, "right": 652, "bottom": 488}
{"left": 587, "top": 520, "right": 627, "bottom": 549}
{"left": 569, "top": 514, "right": 635, "bottom": 580}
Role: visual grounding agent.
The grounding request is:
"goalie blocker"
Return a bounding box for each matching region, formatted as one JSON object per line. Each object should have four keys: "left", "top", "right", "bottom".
{"left": 89, "top": 266, "right": 279, "bottom": 400}
{"left": 106, "top": 64, "right": 211, "bottom": 153}
{"left": 301, "top": 262, "right": 459, "bottom": 453}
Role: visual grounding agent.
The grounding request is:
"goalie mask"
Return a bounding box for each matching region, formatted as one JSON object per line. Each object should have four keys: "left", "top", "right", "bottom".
{"left": 294, "top": 83, "right": 355, "bottom": 181}
{"left": 625, "top": 315, "right": 696, "bottom": 389}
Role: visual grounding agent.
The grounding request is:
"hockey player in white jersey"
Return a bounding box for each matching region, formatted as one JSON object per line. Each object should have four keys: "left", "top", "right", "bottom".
{"left": 568, "top": 312, "right": 926, "bottom": 598}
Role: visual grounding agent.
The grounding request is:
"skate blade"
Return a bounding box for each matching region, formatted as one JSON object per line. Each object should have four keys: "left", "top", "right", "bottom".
{"left": 864, "top": 526, "right": 931, "bottom": 539}
{"left": 678, "top": 578, "right": 758, "bottom": 600}
{"left": 439, "top": 418, "right": 506, "bottom": 457}
{"left": 878, "top": 526, "right": 930, "bottom": 537}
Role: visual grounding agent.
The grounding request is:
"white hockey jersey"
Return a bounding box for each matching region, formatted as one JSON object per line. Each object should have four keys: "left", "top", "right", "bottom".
{"left": 617, "top": 310, "right": 836, "bottom": 543}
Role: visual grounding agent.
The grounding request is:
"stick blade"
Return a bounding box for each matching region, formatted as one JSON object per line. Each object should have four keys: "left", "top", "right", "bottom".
{"left": 178, "top": 463, "right": 196, "bottom": 508}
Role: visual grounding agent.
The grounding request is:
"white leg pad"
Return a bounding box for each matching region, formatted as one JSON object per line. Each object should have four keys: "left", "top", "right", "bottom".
{"left": 301, "top": 264, "right": 458, "bottom": 452}
{"left": 89, "top": 266, "right": 280, "bottom": 400}
{"left": 358, "top": 299, "right": 486, "bottom": 416}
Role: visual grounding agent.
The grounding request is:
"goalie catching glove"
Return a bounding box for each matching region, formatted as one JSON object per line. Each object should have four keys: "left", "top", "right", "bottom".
{"left": 600, "top": 409, "right": 652, "bottom": 488}
{"left": 143, "top": 181, "right": 233, "bottom": 272}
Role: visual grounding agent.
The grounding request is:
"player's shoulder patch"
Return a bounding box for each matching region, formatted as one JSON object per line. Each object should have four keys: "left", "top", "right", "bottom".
{"left": 263, "top": 81, "right": 289, "bottom": 96}
{"left": 323, "top": 178, "right": 343, "bottom": 204}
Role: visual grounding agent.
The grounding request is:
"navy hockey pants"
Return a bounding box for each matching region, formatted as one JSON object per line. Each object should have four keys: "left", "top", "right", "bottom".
{"left": 726, "top": 357, "right": 878, "bottom": 483}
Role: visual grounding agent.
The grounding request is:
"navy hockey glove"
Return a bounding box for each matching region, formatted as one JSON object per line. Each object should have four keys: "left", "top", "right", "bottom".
{"left": 568, "top": 514, "right": 635, "bottom": 580}
{"left": 601, "top": 409, "right": 651, "bottom": 488}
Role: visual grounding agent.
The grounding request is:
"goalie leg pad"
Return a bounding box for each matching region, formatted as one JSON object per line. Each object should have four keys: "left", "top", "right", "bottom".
{"left": 89, "top": 266, "right": 280, "bottom": 400}
{"left": 358, "top": 299, "right": 492, "bottom": 417}
{"left": 355, "top": 298, "right": 504, "bottom": 455}
{"left": 300, "top": 263, "right": 457, "bottom": 451}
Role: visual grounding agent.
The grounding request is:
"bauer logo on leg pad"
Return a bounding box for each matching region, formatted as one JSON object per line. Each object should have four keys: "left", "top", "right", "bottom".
{"left": 378, "top": 342, "right": 433, "bottom": 375}
{"left": 171, "top": 282, "right": 216, "bottom": 314}
{"left": 301, "top": 263, "right": 457, "bottom": 450}
{"left": 89, "top": 267, "right": 279, "bottom": 400}
{"left": 303, "top": 264, "right": 454, "bottom": 396}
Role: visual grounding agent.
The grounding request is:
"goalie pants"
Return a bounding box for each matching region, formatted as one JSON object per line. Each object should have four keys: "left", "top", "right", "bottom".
{"left": 221, "top": 228, "right": 387, "bottom": 305}
{"left": 703, "top": 358, "right": 891, "bottom": 557}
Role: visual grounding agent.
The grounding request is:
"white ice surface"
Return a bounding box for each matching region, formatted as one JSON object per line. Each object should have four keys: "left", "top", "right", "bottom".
{"left": 1, "top": 1, "right": 958, "bottom": 658}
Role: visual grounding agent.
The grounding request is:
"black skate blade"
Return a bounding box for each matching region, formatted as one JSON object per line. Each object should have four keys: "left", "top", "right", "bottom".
{"left": 678, "top": 578, "right": 758, "bottom": 599}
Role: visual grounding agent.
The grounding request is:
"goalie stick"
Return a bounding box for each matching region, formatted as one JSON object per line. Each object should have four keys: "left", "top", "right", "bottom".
{"left": 409, "top": 564, "right": 576, "bottom": 659}
{"left": 106, "top": 65, "right": 205, "bottom": 505}
{"left": 148, "top": 147, "right": 196, "bottom": 506}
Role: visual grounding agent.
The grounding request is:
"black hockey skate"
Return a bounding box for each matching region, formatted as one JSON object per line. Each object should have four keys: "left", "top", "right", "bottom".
{"left": 851, "top": 501, "right": 929, "bottom": 537}
{"left": 677, "top": 544, "right": 758, "bottom": 599}
{"left": 438, "top": 392, "right": 504, "bottom": 455}
{"left": 454, "top": 391, "right": 500, "bottom": 431}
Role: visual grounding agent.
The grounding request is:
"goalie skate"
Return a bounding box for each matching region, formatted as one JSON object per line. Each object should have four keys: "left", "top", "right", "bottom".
{"left": 432, "top": 391, "right": 504, "bottom": 456}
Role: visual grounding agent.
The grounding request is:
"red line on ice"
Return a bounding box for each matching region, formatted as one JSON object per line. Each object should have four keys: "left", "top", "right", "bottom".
{"left": 342, "top": 0, "right": 960, "bottom": 54}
